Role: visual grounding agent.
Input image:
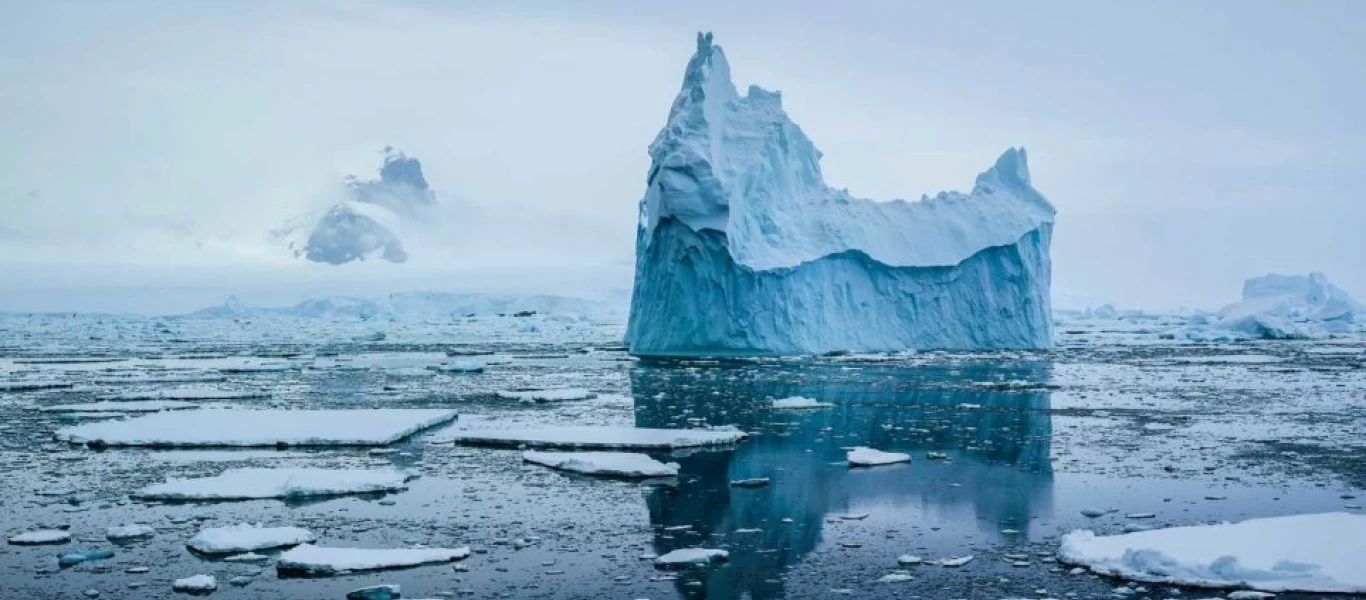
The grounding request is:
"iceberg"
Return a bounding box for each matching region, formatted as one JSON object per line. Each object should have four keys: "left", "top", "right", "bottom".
{"left": 1216, "top": 272, "right": 1362, "bottom": 339}
{"left": 624, "top": 33, "right": 1056, "bottom": 356}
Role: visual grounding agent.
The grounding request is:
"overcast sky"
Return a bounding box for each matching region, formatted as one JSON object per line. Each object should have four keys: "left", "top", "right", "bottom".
{"left": 1, "top": 0, "right": 1362, "bottom": 312}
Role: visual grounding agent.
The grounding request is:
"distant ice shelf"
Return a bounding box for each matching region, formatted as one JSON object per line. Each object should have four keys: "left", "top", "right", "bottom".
{"left": 623, "top": 32, "right": 1055, "bottom": 356}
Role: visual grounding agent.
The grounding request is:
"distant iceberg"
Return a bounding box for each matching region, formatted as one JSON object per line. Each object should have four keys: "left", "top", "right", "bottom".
{"left": 1216, "top": 272, "right": 1362, "bottom": 339}
{"left": 275, "top": 147, "right": 435, "bottom": 265}
{"left": 624, "top": 33, "right": 1056, "bottom": 356}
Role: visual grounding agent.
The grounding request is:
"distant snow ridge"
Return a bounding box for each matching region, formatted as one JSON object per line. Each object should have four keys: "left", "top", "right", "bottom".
{"left": 1216, "top": 272, "right": 1362, "bottom": 339}
{"left": 275, "top": 147, "right": 435, "bottom": 265}
{"left": 624, "top": 33, "right": 1056, "bottom": 356}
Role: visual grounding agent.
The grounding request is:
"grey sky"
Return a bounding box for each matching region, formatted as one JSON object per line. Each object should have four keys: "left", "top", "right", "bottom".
{"left": 1, "top": 0, "right": 1362, "bottom": 311}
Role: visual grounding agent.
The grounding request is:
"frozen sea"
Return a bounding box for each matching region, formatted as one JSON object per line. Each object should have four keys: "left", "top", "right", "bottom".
{"left": 0, "top": 310, "right": 1364, "bottom": 599}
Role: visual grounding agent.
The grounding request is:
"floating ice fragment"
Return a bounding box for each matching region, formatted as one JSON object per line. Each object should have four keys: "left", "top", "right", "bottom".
{"left": 654, "top": 548, "right": 729, "bottom": 568}
{"left": 522, "top": 451, "right": 679, "bottom": 478}
{"left": 188, "top": 524, "right": 316, "bottom": 554}
{"left": 133, "top": 468, "right": 414, "bottom": 501}
{"left": 847, "top": 447, "right": 911, "bottom": 467}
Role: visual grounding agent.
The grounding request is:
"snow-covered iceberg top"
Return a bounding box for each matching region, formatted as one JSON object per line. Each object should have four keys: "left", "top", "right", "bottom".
{"left": 1059, "top": 512, "right": 1366, "bottom": 593}
{"left": 639, "top": 32, "right": 1055, "bottom": 271}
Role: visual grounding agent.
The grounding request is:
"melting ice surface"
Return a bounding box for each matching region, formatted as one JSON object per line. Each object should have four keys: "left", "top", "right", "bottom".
{"left": 625, "top": 33, "right": 1056, "bottom": 356}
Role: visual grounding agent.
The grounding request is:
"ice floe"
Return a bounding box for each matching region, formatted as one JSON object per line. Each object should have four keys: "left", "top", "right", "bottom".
{"left": 132, "top": 468, "right": 415, "bottom": 501}
{"left": 276, "top": 545, "right": 471, "bottom": 575}
{"left": 42, "top": 400, "right": 198, "bottom": 413}
{"left": 847, "top": 447, "right": 911, "bottom": 466}
{"left": 105, "top": 524, "right": 155, "bottom": 540}
{"left": 55, "top": 408, "right": 457, "bottom": 447}
{"left": 771, "top": 396, "right": 834, "bottom": 409}
{"left": 522, "top": 451, "right": 680, "bottom": 478}
{"left": 172, "top": 574, "right": 217, "bottom": 592}
{"left": 104, "top": 387, "right": 270, "bottom": 401}
{"left": 188, "top": 523, "right": 316, "bottom": 554}
{"left": 654, "top": 548, "right": 729, "bottom": 568}
{"left": 451, "top": 426, "right": 747, "bottom": 450}
{"left": 1060, "top": 512, "right": 1366, "bottom": 593}
{"left": 494, "top": 388, "right": 596, "bottom": 402}
{"left": 8, "top": 529, "right": 72, "bottom": 545}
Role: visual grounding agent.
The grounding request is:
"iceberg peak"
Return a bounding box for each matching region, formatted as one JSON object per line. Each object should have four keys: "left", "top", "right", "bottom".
{"left": 626, "top": 35, "right": 1057, "bottom": 356}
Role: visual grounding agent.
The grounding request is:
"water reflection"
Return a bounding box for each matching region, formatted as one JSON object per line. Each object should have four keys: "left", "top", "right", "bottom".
{"left": 632, "top": 359, "right": 1055, "bottom": 599}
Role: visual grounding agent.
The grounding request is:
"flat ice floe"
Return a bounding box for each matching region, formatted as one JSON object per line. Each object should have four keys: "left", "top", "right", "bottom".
{"left": 0, "top": 381, "right": 75, "bottom": 392}
{"left": 494, "top": 388, "right": 596, "bottom": 402}
{"left": 42, "top": 400, "right": 198, "bottom": 413}
{"left": 188, "top": 523, "right": 316, "bottom": 554}
{"left": 276, "top": 545, "right": 471, "bottom": 575}
{"left": 91, "top": 374, "right": 227, "bottom": 385}
{"left": 132, "top": 468, "right": 415, "bottom": 500}
{"left": 452, "top": 426, "right": 747, "bottom": 450}
{"left": 523, "top": 451, "right": 680, "bottom": 478}
{"left": 771, "top": 396, "right": 834, "bottom": 409}
{"left": 1059, "top": 512, "right": 1366, "bottom": 593}
{"left": 7, "top": 529, "right": 72, "bottom": 545}
{"left": 55, "top": 408, "right": 457, "bottom": 447}
{"left": 654, "top": 548, "right": 729, "bottom": 567}
{"left": 847, "top": 447, "right": 911, "bottom": 466}
{"left": 104, "top": 387, "right": 270, "bottom": 401}
{"left": 106, "top": 524, "right": 155, "bottom": 540}
{"left": 172, "top": 574, "right": 217, "bottom": 592}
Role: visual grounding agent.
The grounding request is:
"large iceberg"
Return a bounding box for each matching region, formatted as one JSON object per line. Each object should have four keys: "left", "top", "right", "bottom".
{"left": 624, "top": 33, "right": 1056, "bottom": 356}
{"left": 1216, "top": 272, "right": 1362, "bottom": 339}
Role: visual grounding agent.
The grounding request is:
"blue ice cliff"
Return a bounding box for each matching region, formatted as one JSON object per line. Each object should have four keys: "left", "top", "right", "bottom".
{"left": 624, "top": 33, "right": 1057, "bottom": 356}
{"left": 276, "top": 148, "right": 436, "bottom": 265}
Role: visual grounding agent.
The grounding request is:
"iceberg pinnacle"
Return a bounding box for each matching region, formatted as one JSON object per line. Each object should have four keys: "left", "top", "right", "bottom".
{"left": 625, "top": 33, "right": 1057, "bottom": 356}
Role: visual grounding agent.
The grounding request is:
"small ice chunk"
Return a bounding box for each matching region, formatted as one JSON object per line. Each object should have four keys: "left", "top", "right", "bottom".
{"left": 431, "top": 361, "right": 485, "bottom": 373}
{"left": 1080, "top": 508, "right": 1107, "bottom": 518}
{"left": 495, "top": 388, "right": 596, "bottom": 402}
{"left": 346, "top": 584, "right": 401, "bottom": 600}
{"left": 1227, "top": 592, "right": 1276, "bottom": 600}
{"left": 276, "top": 545, "right": 471, "bottom": 575}
{"left": 847, "top": 447, "right": 911, "bottom": 467}
{"left": 897, "top": 555, "right": 923, "bottom": 565}
{"left": 172, "top": 574, "right": 217, "bottom": 592}
{"left": 878, "top": 572, "right": 915, "bottom": 582}
{"left": 654, "top": 548, "right": 729, "bottom": 568}
{"left": 771, "top": 396, "right": 833, "bottom": 409}
{"left": 133, "top": 468, "right": 414, "bottom": 501}
{"left": 8, "top": 529, "right": 71, "bottom": 545}
{"left": 106, "top": 524, "right": 155, "bottom": 540}
{"left": 58, "top": 548, "right": 115, "bottom": 567}
{"left": 936, "top": 556, "right": 974, "bottom": 567}
{"left": 188, "top": 523, "right": 316, "bottom": 554}
{"left": 522, "top": 451, "right": 679, "bottom": 478}
{"left": 730, "top": 477, "right": 770, "bottom": 488}
{"left": 222, "top": 552, "right": 269, "bottom": 563}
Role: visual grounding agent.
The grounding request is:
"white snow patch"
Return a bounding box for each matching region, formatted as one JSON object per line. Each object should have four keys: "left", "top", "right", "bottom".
{"left": 522, "top": 451, "right": 679, "bottom": 478}
{"left": 133, "top": 468, "right": 414, "bottom": 500}
{"left": 188, "top": 523, "right": 316, "bottom": 554}
{"left": 7, "top": 529, "right": 71, "bottom": 544}
{"left": 1059, "top": 512, "right": 1366, "bottom": 593}
{"left": 847, "top": 447, "right": 911, "bottom": 467}
{"left": 452, "top": 426, "right": 746, "bottom": 450}
{"left": 276, "top": 545, "right": 470, "bottom": 575}
{"left": 172, "top": 574, "right": 217, "bottom": 592}
{"left": 55, "top": 408, "right": 457, "bottom": 447}
{"left": 106, "top": 524, "right": 155, "bottom": 540}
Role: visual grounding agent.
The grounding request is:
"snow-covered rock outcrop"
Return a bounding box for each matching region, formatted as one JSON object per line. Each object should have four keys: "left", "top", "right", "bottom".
{"left": 624, "top": 33, "right": 1056, "bottom": 356}
{"left": 275, "top": 148, "right": 435, "bottom": 265}
{"left": 1217, "top": 272, "right": 1362, "bottom": 339}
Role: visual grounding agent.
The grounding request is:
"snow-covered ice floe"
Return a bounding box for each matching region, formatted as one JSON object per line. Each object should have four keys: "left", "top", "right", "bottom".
{"left": 494, "top": 388, "right": 596, "bottom": 402}
{"left": 1059, "top": 512, "right": 1366, "bottom": 593}
{"left": 0, "top": 381, "right": 75, "bottom": 392}
{"left": 55, "top": 408, "right": 457, "bottom": 447}
{"left": 276, "top": 545, "right": 470, "bottom": 576}
{"left": 451, "top": 426, "right": 747, "bottom": 450}
{"left": 847, "top": 447, "right": 911, "bottom": 467}
{"left": 104, "top": 387, "right": 269, "bottom": 401}
{"left": 132, "top": 468, "right": 415, "bottom": 501}
{"left": 7, "top": 529, "right": 72, "bottom": 545}
{"left": 106, "top": 524, "right": 155, "bottom": 540}
{"left": 623, "top": 33, "right": 1055, "bottom": 356}
{"left": 41, "top": 400, "right": 198, "bottom": 413}
{"left": 522, "top": 451, "right": 680, "bottom": 478}
{"left": 188, "top": 523, "right": 316, "bottom": 554}
{"left": 172, "top": 574, "right": 217, "bottom": 592}
{"left": 430, "top": 360, "right": 485, "bottom": 373}
{"left": 771, "top": 396, "right": 833, "bottom": 409}
{"left": 654, "top": 548, "right": 729, "bottom": 568}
